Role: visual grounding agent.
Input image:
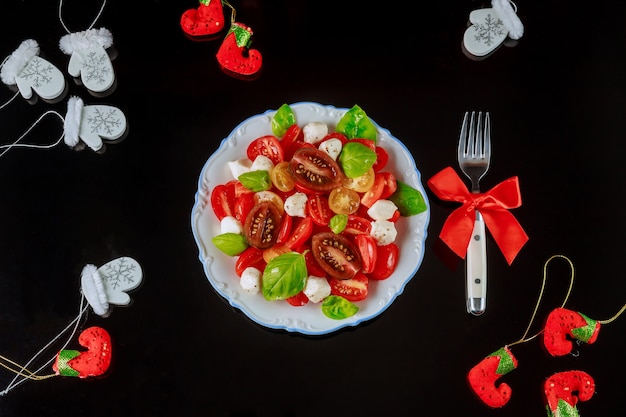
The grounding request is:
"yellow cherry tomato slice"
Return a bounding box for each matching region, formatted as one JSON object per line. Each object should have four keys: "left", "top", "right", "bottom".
{"left": 343, "top": 167, "right": 375, "bottom": 193}
{"left": 328, "top": 186, "right": 360, "bottom": 215}
{"left": 270, "top": 161, "right": 295, "bottom": 192}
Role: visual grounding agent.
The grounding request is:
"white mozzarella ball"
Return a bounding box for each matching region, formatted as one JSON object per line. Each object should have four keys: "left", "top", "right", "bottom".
{"left": 318, "top": 138, "right": 343, "bottom": 160}
{"left": 367, "top": 199, "right": 398, "bottom": 220}
{"left": 370, "top": 220, "right": 398, "bottom": 246}
{"left": 228, "top": 158, "right": 252, "bottom": 179}
{"left": 240, "top": 267, "right": 261, "bottom": 293}
{"left": 250, "top": 155, "right": 274, "bottom": 173}
{"left": 220, "top": 216, "right": 243, "bottom": 234}
{"left": 303, "top": 275, "right": 331, "bottom": 303}
{"left": 284, "top": 192, "right": 308, "bottom": 217}
{"left": 303, "top": 122, "right": 329, "bottom": 144}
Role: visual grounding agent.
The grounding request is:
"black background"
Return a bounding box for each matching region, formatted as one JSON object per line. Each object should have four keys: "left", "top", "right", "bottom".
{"left": 0, "top": 1, "right": 624, "bottom": 416}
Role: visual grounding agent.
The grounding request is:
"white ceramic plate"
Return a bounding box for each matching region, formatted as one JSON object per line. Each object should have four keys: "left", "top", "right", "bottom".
{"left": 191, "top": 102, "right": 430, "bottom": 335}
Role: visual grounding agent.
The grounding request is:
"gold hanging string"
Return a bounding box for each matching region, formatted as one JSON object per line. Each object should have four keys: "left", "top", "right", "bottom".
{"left": 599, "top": 303, "right": 626, "bottom": 325}
{"left": 0, "top": 356, "right": 56, "bottom": 381}
{"left": 508, "top": 254, "right": 575, "bottom": 347}
{"left": 223, "top": 0, "right": 236, "bottom": 25}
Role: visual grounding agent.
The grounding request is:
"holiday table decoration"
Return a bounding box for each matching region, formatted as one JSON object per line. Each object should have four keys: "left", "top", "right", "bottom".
{"left": 427, "top": 166, "right": 528, "bottom": 264}
{"left": 180, "top": 0, "right": 225, "bottom": 39}
{"left": 216, "top": 22, "right": 262, "bottom": 78}
{"left": 1, "top": 39, "right": 66, "bottom": 102}
{"left": 463, "top": 0, "right": 524, "bottom": 58}
{"left": 544, "top": 371, "right": 595, "bottom": 417}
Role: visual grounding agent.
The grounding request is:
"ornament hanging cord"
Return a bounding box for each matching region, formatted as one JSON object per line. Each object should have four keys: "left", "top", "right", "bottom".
{"left": 0, "top": 110, "right": 65, "bottom": 159}
{"left": 58, "top": 0, "right": 107, "bottom": 34}
{"left": 507, "top": 254, "right": 626, "bottom": 348}
{"left": 0, "top": 296, "right": 90, "bottom": 395}
{"left": 0, "top": 56, "right": 20, "bottom": 110}
{"left": 508, "top": 254, "right": 575, "bottom": 348}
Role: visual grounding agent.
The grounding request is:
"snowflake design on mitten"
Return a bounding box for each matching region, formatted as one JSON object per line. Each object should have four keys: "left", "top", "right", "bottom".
{"left": 19, "top": 57, "right": 56, "bottom": 88}
{"left": 100, "top": 257, "right": 141, "bottom": 291}
{"left": 86, "top": 107, "right": 123, "bottom": 136}
{"left": 81, "top": 50, "right": 112, "bottom": 88}
{"left": 472, "top": 13, "right": 506, "bottom": 46}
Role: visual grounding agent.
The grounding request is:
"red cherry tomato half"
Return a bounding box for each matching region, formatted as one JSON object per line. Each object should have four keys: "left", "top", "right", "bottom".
{"left": 276, "top": 214, "right": 293, "bottom": 245}
{"left": 307, "top": 194, "right": 333, "bottom": 226}
{"left": 234, "top": 191, "right": 255, "bottom": 224}
{"left": 355, "top": 234, "right": 378, "bottom": 274}
{"left": 368, "top": 243, "right": 399, "bottom": 280}
{"left": 286, "top": 291, "right": 309, "bottom": 306}
{"left": 210, "top": 183, "right": 235, "bottom": 221}
{"left": 311, "top": 232, "right": 362, "bottom": 280}
{"left": 349, "top": 138, "right": 376, "bottom": 151}
{"left": 247, "top": 135, "right": 284, "bottom": 165}
{"left": 328, "top": 272, "right": 369, "bottom": 302}
{"left": 319, "top": 132, "right": 348, "bottom": 146}
{"left": 244, "top": 202, "right": 283, "bottom": 249}
{"left": 378, "top": 171, "right": 397, "bottom": 199}
{"left": 372, "top": 146, "right": 389, "bottom": 172}
{"left": 284, "top": 216, "right": 313, "bottom": 250}
{"left": 289, "top": 147, "right": 345, "bottom": 193}
{"left": 341, "top": 215, "right": 372, "bottom": 235}
{"left": 360, "top": 172, "right": 385, "bottom": 208}
{"left": 279, "top": 124, "right": 304, "bottom": 160}
{"left": 235, "top": 247, "right": 266, "bottom": 277}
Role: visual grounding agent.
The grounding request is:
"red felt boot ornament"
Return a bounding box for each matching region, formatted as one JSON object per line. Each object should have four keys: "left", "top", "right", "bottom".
{"left": 467, "top": 346, "right": 518, "bottom": 408}
{"left": 216, "top": 22, "right": 263, "bottom": 79}
{"left": 543, "top": 307, "right": 601, "bottom": 357}
{"left": 544, "top": 371, "right": 595, "bottom": 417}
{"left": 53, "top": 326, "right": 112, "bottom": 378}
{"left": 180, "top": 0, "right": 225, "bottom": 39}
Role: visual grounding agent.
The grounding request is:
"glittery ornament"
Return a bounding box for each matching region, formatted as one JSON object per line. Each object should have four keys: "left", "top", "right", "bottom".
{"left": 544, "top": 371, "right": 595, "bottom": 417}
{"left": 180, "top": 0, "right": 225, "bottom": 39}
{"left": 216, "top": 22, "right": 262, "bottom": 78}
{"left": 53, "top": 326, "right": 112, "bottom": 378}
{"left": 467, "top": 346, "right": 518, "bottom": 408}
{"left": 543, "top": 308, "right": 601, "bottom": 357}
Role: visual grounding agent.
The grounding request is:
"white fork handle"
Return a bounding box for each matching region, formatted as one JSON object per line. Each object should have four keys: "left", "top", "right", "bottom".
{"left": 466, "top": 210, "right": 487, "bottom": 316}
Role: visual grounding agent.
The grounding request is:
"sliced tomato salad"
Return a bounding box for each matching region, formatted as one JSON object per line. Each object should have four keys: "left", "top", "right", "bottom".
{"left": 209, "top": 104, "right": 427, "bottom": 320}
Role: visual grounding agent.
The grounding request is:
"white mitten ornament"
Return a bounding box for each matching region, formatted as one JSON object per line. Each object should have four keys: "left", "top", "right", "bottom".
{"left": 64, "top": 96, "right": 127, "bottom": 152}
{"left": 1, "top": 39, "right": 66, "bottom": 101}
{"left": 59, "top": 28, "right": 115, "bottom": 94}
{"left": 463, "top": 0, "right": 524, "bottom": 58}
{"left": 81, "top": 257, "right": 143, "bottom": 317}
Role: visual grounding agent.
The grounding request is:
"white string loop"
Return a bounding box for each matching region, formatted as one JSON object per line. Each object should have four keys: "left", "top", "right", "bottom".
{"left": 58, "top": 0, "right": 108, "bottom": 34}
{"left": 0, "top": 110, "right": 65, "bottom": 159}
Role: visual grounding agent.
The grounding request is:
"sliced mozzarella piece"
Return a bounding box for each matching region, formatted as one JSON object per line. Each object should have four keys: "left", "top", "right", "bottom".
{"left": 303, "top": 275, "right": 331, "bottom": 303}
{"left": 228, "top": 158, "right": 252, "bottom": 179}
{"left": 367, "top": 199, "right": 398, "bottom": 220}
{"left": 370, "top": 220, "right": 398, "bottom": 246}
{"left": 240, "top": 267, "right": 261, "bottom": 293}
{"left": 318, "top": 138, "right": 343, "bottom": 160}
{"left": 303, "top": 121, "right": 328, "bottom": 144}
{"left": 284, "top": 192, "right": 307, "bottom": 217}
{"left": 220, "top": 215, "right": 243, "bottom": 234}
{"left": 250, "top": 155, "right": 274, "bottom": 173}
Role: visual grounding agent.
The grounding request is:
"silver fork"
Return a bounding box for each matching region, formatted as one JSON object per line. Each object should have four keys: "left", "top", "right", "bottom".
{"left": 457, "top": 111, "right": 491, "bottom": 316}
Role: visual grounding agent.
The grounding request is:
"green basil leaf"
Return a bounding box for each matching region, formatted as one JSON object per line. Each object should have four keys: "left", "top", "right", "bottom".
{"left": 338, "top": 141, "right": 377, "bottom": 178}
{"left": 388, "top": 181, "right": 428, "bottom": 216}
{"left": 238, "top": 170, "right": 271, "bottom": 192}
{"left": 212, "top": 233, "right": 248, "bottom": 256}
{"left": 262, "top": 252, "right": 308, "bottom": 301}
{"left": 321, "top": 295, "right": 359, "bottom": 320}
{"left": 271, "top": 103, "right": 296, "bottom": 137}
{"left": 335, "top": 105, "right": 378, "bottom": 143}
{"left": 329, "top": 214, "right": 348, "bottom": 234}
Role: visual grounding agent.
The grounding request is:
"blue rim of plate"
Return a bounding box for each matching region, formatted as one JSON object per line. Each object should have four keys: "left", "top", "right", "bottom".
{"left": 191, "top": 102, "right": 430, "bottom": 335}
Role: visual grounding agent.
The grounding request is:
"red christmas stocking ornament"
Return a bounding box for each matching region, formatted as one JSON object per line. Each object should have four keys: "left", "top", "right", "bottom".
{"left": 53, "top": 326, "right": 112, "bottom": 378}
{"left": 467, "top": 346, "right": 518, "bottom": 408}
{"left": 216, "top": 22, "right": 263, "bottom": 78}
{"left": 180, "top": 0, "right": 225, "bottom": 39}
{"left": 543, "top": 307, "right": 601, "bottom": 357}
{"left": 544, "top": 370, "right": 595, "bottom": 417}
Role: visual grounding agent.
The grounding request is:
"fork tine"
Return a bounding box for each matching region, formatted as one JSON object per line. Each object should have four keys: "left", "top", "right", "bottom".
{"left": 483, "top": 112, "right": 491, "bottom": 159}
{"left": 468, "top": 111, "right": 476, "bottom": 157}
{"left": 458, "top": 111, "right": 469, "bottom": 160}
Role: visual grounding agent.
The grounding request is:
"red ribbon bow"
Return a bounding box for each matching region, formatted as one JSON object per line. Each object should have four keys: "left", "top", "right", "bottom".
{"left": 427, "top": 166, "right": 529, "bottom": 265}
